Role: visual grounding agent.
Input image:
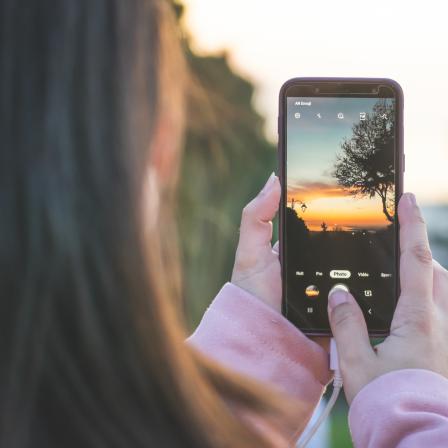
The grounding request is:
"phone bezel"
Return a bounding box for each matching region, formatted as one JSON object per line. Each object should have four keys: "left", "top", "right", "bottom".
{"left": 278, "top": 78, "right": 404, "bottom": 337}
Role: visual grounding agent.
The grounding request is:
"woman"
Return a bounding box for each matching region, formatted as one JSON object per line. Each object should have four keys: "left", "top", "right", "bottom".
{"left": 1, "top": 1, "right": 448, "bottom": 447}
{"left": 0, "top": 1, "right": 302, "bottom": 446}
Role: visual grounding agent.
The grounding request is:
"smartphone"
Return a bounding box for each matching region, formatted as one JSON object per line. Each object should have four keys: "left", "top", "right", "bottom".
{"left": 278, "top": 78, "right": 403, "bottom": 336}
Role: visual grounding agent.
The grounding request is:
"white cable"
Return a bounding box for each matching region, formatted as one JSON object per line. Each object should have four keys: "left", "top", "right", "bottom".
{"left": 294, "top": 338, "right": 343, "bottom": 448}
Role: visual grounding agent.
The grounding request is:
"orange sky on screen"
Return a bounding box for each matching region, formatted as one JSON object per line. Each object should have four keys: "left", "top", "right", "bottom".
{"left": 287, "top": 184, "right": 392, "bottom": 231}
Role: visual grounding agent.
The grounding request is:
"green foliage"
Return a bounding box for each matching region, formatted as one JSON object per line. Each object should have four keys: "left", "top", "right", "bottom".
{"left": 171, "top": 4, "right": 358, "bottom": 447}
{"left": 175, "top": 8, "right": 276, "bottom": 329}
{"left": 330, "top": 403, "right": 353, "bottom": 448}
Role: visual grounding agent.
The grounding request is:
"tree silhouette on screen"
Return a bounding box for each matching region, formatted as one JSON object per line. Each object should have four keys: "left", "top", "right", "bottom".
{"left": 333, "top": 100, "right": 395, "bottom": 222}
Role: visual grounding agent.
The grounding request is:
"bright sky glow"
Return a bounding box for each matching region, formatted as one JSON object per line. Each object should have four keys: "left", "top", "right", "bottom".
{"left": 183, "top": 0, "right": 448, "bottom": 204}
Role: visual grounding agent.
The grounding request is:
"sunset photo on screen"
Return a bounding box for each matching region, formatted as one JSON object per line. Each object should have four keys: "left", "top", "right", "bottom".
{"left": 287, "top": 97, "right": 395, "bottom": 234}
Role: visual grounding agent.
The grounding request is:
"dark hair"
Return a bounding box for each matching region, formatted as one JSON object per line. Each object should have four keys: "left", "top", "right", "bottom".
{"left": 0, "top": 1, "right": 295, "bottom": 447}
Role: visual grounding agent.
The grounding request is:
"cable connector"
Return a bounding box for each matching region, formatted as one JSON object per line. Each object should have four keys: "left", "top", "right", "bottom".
{"left": 296, "top": 338, "right": 343, "bottom": 448}
{"left": 330, "top": 338, "right": 343, "bottom": 389}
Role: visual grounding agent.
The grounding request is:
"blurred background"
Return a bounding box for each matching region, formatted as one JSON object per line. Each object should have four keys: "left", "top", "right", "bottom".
{"left": 173, "top": 1, "right": 448, "bottom": 446}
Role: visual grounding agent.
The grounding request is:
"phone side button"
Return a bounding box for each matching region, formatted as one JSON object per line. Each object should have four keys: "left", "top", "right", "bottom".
{"left": 403, "top": 153, "right": 406, "bottom": 172}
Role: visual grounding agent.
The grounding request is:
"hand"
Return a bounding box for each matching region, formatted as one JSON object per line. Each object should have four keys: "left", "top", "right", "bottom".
{"left": 328, "top": 193, "right": 448, "bottom": 404}
{"left": 231, "top": 172, "right": 282, "bottom": 311}
{"left": 231, "top": 172, "right": 329, "bottom": 351}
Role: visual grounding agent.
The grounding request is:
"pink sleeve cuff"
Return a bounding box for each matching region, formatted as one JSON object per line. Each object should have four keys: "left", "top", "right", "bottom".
{"left": 349, "top": 369, "right": 448, "bottom": 447}
{"left": 188, "top": 282, "right": 332, "bottom": 402}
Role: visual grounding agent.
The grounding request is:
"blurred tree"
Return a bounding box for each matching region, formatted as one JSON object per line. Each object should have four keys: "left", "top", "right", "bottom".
{"left": 333, "top": 100, "right": 395, "bottom": 222}
{"left": 172, "top": 2, "right": 277, "bottom": 329}
{"left": 170, "top": 6, "right": 358, "bottom": 446}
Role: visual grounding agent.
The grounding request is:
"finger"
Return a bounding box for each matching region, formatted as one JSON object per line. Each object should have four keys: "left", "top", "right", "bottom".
{"left": 327, "top": 285, "right": 374, "bottom": 369}
{"left": 398, "top": 193, "right": 433, "bottom": 303}
{"left": 238, "top": 173, "right": 280, "bottom": 252}
{"left": 433, "top": 259, "right": 448, "bottom": 309}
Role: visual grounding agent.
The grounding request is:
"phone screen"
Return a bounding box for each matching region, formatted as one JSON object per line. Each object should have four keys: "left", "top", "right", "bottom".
{"left": 283, "top": 90, "right": 399, "bottom": 334}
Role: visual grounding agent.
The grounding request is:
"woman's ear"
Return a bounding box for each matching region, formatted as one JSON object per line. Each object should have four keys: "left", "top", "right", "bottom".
{"left": 149, "top": 103, "right": 185, "bottom": 188}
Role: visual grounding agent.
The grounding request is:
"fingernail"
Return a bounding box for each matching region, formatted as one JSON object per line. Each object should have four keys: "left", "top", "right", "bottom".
{"left": 403, "top": 192, "right": 416, "bottom": 207}
{"left": 260, "top": 172, "right": 276, "bottom": 196}
{"left": 328, "top": 287, "right": 349, "bottom": 312}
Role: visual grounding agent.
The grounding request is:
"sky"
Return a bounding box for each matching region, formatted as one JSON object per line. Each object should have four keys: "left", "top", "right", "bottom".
{"left": 286, "top": 97, "right": 393, "bottom": 230}
{"left": 183, "top": 0, "right": 448, "bottom": 205}
{"left": 286, "top": 97, "right": 390, "bottom": 182}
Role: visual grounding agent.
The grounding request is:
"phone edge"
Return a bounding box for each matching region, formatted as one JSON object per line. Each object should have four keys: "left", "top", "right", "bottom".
{"left": 278, "top": 77, "right": 404, "bottom": 338}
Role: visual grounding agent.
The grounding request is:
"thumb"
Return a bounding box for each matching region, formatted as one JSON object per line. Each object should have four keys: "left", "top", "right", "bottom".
{"left": 237, "top": 173, "right": 280, "bottom": 253}
{"left": 328, "top": 285, "right": 373, "bottom": 369}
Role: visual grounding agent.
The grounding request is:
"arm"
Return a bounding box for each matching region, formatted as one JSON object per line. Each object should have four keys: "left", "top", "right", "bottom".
{"left": 187, "top": 173, "right": 331, "bottom": 441}
{"left": 349, "top": 369, "right": 448, "bottom": 448}
{"left": 188, "top": 282, "right": 332, "bottom": 427}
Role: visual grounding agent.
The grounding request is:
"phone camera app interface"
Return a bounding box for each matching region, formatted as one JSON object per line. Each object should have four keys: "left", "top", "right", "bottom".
{"left": 285, "top": 96, "right": 397, "bottom": 331}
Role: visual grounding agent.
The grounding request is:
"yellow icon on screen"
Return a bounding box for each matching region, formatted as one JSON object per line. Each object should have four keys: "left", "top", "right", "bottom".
{"left": 305, "top": 285, "right": 320, "bottom": 298}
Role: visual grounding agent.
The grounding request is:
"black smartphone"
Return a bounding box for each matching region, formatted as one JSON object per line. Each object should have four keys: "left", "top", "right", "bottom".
{"left": 278, "top": 78, "right": 404, "bottom": 336}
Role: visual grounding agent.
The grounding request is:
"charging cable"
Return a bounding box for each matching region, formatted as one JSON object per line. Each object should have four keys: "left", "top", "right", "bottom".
{"left": 295, "top": 338, "right": 343, "bottom": 448}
